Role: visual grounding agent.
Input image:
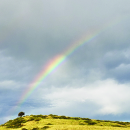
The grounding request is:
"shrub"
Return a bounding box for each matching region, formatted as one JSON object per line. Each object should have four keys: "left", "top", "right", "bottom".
{"left": 88, "top": 122, "right": 97, "bottom": 125}
{"left": 6, "top": 123, "right": 23, "bottom": 128}
{"left": 34, "top": 117, "right": 41, "bottom": 121}
{"left": 59, "top": 116, "right": 68, "bottom": 119}
{"left": 73, "top": 117, "right": 80, "bottom": 120}
{"left": 5, "top": 117, "right": 26, "bottom": 128}
{"left": 82, "top": 118, "right": 87, "bottom": 120}
{"left": 14, "top": 117, "right": 27, "bottom": 123}
{"left": 79, "top": 123, "right": 85, "bottom": 125}
{"left": 35, "top": 114, "right": 45, "bottom": 118}
{"left": 114, "top": 121, "right": 119, "bottom": 123}
{"left": 96, "top": 120, "right": 101, "bottom": 123}
{"left": 111, "top": 125, "right": 122, "bottom": 127}
{"left": 5, "top": 120, "right": 13, "bottom": 124}
{"left": 32, "top": 127, "right": 39, "bottom": 130}
{"left": 48, "top": 114, "right": 60, "bottom": 119}
{"left": 41, "top": 115, "right": 47, "bottom": 119}
{"left": 28, "top": 117, "right": 35, "bottom": 121}
{"left": 46, "top": 123, "right": 53, "bottom": 125}
{"left": 66, "top": 117, "right": 71, "bottom": 119}
{"left": 0, "top": 124, "right": 5, "bottom": 126}
{"left": 49, "top": 114, "right": 53, "bottom": 116}
{"left": 117, "top": 122, "right": 128, "bottom": 125}
{"left": 84, "top": 120, "right": 97, "bottom": 125}
{"left": 85, "top": 118, "right": 91, "bottom": 120}
{"left": 82, "top": 118, "right": 91, "bottom": 120}
{"left": 41, "top": 126, "right": 50, "bottom": 129}
{"left": 53, "top": 114, "right": 58, "bottom": 116}
{"left": 52, "top": 116, "right": 59, "bottom": 119}
{"left": 22, "top": 128, "right": 28, "bottom": 130}
{"left": 104, "top": 120, "right": 110, "bottom": 122}
{"left": 96, "top": 120, "right": 101, "bottom": 121}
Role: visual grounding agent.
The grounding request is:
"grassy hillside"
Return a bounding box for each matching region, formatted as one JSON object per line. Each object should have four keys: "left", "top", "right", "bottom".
{"left": 0, "top": 114, "right": 130, "bottom": 130}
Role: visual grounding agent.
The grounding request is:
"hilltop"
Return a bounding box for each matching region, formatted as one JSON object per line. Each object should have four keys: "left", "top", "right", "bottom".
{"left": 0, "top": 114, "right": 130, "bottom": 130}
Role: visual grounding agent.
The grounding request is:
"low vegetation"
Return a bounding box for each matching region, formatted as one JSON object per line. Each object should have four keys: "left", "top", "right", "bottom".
{"left": 0, "top": 113, "right": 130, "bottom": 130}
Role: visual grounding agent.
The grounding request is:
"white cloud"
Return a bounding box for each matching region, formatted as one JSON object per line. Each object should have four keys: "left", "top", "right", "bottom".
{"left": 43, "top": 79, "right": 130, "bottom": 115}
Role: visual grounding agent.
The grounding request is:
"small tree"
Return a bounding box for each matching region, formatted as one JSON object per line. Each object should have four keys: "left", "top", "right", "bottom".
{"left": 18, "top": 112, "right": 25, "bottom": 117}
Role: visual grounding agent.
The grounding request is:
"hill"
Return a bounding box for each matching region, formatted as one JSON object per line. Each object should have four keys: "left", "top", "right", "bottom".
{"left": 0, "top": 114, "right": 130, "bottom": 130}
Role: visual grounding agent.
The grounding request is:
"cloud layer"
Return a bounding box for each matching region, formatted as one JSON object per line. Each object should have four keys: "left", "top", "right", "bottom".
{"left": 0, "top": 0, "right": 130, "bottom": 125}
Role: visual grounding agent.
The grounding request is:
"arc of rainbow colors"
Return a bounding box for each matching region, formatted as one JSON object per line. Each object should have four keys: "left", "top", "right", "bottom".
{"left": 9, "top": 16, "right": 125, "bottom": 117}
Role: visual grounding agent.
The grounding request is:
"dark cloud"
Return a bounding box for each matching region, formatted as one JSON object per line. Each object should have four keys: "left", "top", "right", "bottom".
{"left": 100, "top": 49, "right": 130, "bottom": 83}
{"left": 0, "top": 0, "right": 129, "bottom": 63}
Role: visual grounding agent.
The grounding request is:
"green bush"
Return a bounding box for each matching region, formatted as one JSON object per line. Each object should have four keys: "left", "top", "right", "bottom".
{"left": 82, "top": 118, "right": 91, "bottom": 120}
{"left": 88, "top": 122, "right": 97, "bottom": 125}
{"left": 113, "top": 121, "right": 120, "bottom": 123}
{"left": 28, "top": 117, "right": 35, "bottom": 121}
{"left": 59, "top": 116, "right": 68, "bottom": 119}
{"left": 84, "top": 120, "right": 97, "bottom": 125}
{"left": 79, "top": 123, "right": 85, "bottom": 125}
{"left": 48, "top": 114, "right": 60, "bottom": 119}
{"left": 46, "top": 123, "right": 53, "bottom": 125}
{"left": 5, "top": 117, "right": 26, "bottom": 128}
{"left": 49, "top": 114, "right": 53, "bottom": 116}
{"left": 117, "top": 122, "right": 128, "bottom": 125}
{"left": 41, "top": 115, "right": 47, "bottom": 119}
{"left": 73, "top": 117, "right": 80, "bottom": 120}
{"left": 82, "top": 118, "right": 87, "bottom": 120}
{"left": 111, "top": 124, "right": 122, "bottom": 127}
{"left": 52, "top": 116, "right": 59, "bottom": 119}
{"left": 96, "top": 120, "right": 101, "bottom": 121}
{"left": 35, "top": 114, "right": 45, "bottom": 118}
{"left": 85, "top": 118, "right": 91, "bottom": 120}
{"left": 32, "top": 127, "right": 39, "bottom": 130}
{"left": 34, "top": 117, "right": 41, "bottom": 121}
{"left": 53, "top": 114, "right": 58, "bottom": 116}
{"left": 22, "top": 128, "right": 28, "bottom": 130}
{"left": 0, "top": 124, "right": 5, "bottom": 126}
{"left": 41, "top": 126, "right": 50, "bottom": 129}
{"left": 66, "top": 117, "right": 71, "bottom": 119}
{"left": 104, "top": 120, "right": 110, "bottom": 122}
{"left": 6, "top": 123, "right": 23, "bottom": 128}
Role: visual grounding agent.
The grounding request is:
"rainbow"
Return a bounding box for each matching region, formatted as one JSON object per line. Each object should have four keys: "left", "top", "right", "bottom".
{"left": 9, "top": 16, "right": 125, "bottom": 118}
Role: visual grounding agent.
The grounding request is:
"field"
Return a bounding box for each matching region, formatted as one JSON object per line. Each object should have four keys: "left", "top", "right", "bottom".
{"left": 0, "top": 114, "right": 130, "bottom": 130}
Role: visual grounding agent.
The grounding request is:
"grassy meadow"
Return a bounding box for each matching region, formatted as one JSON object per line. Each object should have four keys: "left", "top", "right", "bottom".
{"left": 0, "top": 114, "right": 130, "bottom": 130}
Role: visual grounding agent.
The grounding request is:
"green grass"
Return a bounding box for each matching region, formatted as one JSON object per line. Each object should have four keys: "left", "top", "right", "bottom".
{"left": 0, "top": 114, "right": 130, "bottom": 130}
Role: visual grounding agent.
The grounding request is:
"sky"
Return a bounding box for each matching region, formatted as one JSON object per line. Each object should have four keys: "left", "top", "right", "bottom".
{"left": 0, "top": 0, "right": 130, "bottom": 125}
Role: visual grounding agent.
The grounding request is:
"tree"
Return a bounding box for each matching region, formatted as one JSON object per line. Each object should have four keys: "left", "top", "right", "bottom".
{"left": 18, "top": 112, "right": 25, "bottom": 117}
